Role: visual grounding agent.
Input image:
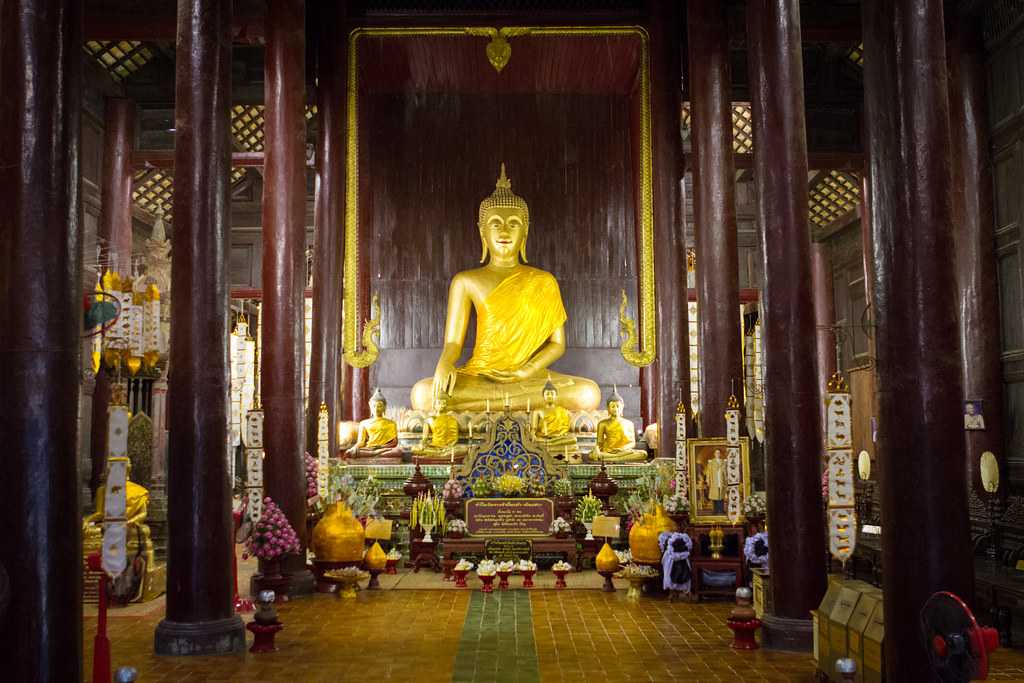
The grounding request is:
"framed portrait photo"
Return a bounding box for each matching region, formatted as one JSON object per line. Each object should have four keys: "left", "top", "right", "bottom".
{"left": 687, "top": 437, "right": 751, "bottom": 525}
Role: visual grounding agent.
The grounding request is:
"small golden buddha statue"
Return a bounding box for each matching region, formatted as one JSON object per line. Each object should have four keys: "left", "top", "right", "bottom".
{"left": 530, "top": 377, "right": 581, "bottom": 463}
{"left": 345, "top": 388, "right": 404, "bottom": 462}
{"left": 592, "top": 387, "right": 647, "bottom": 463}
{"left": 412, "top": 393, "right": 469, "bottom": 463}
{"left": 410, "top": 164, "right": 601, "bottom": 412}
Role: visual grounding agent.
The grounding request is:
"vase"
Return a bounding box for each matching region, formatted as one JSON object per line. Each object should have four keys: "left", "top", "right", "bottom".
{"left": 311, "top": 502, "right": 365, "bottom": 562}
{"left": 479, "top": 574, "right": 496, "bottom": 593}
{"left": 584, "top": 522, "right": 594, "bottom": 541}
{"left": 521, "top": 570, "right": 535, "bottom": 588}
{"left": 628, "top": 504, "right": 678, "bottom": 565}
{"left": 422, "top": 523, "right": 435, "bottom": 543}
{"left": 453, "top": 569, "right": 469, "bottom": 588}
{"left": 553, "top": 569, "right": 568, "bottom": 589}
{"left": 497, "top": 570, "right": 511, "bottom": 590}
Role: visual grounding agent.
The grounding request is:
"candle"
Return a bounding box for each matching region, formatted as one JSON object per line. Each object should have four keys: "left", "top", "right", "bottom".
{"left": 526, "top": 398, "right": 531, "bottom": 413}
{"left": 469, "top": 422, "right": 473, "bottom": 439}
{"left": 486, "top": 399, "right": 490, "bottom": 413}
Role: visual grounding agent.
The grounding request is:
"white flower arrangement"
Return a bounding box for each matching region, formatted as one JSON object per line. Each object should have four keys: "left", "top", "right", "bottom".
{"left": 477, "top": 559, "right": 497, "bottom": 576}
{"left": 614, "top": 549, "right": 632, "bottom": 565}
{"left": 552, "top": 560, "right": 572, "bottom": 572}
{"left": 386, "top": 548, "right": 402, "bottom": 560}
{"left": 455, "top": 558, "right": 474, "bottom": 571}
{"left": 549, "top": 517, "right": 572, "bottom": 535}
{"left": 518, "top": 559, "right": 537, "bottom": 571}
{"left": 662, "top": 493, "right": 689, "bottom": 514}
{"left": 447, "top": 518, "right": 468, "bottom": 533}
{"left": 497, "top": 560, "right": 515, "bottom": 573}
{"left": 743, "top": 491, "right": 767, "bottom": 517}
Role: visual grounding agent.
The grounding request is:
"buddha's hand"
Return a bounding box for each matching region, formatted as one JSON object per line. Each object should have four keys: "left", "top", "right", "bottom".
{"left": 433, "top": 361, "right": 457, "bottom": 399}
{"left": 482, "top": 366, "right": 534, "bottom": 383}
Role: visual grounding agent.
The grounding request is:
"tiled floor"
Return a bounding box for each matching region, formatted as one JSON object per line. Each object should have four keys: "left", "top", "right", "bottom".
{"left": 83, "top": 579, "right": 1024, "bottom": 682}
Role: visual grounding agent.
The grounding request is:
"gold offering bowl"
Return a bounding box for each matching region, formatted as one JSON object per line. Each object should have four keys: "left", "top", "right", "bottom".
{"left": 323, "top": 569, "right": 369, "bottom": 599}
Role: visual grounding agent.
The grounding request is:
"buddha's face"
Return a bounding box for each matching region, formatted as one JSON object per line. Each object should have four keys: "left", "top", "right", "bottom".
{"left": 370, "top": 399, "right": 386, "bottom": 418}
{"left": 608, "top": 400, "right": 623, "bottom": 418}
{"left": 543, "top": 389, "right": 557, "bottom": 405}
{"left": 480, "top": 207, "right": 527, "bottom": 264}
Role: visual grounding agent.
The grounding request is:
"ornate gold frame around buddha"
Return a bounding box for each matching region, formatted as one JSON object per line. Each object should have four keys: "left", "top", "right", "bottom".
{"left": 343, "top": 26, "right": 657, "bottom": 369}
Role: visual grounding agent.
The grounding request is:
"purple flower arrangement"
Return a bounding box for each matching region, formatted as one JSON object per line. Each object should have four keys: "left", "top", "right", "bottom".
{"left": 244, "top": 498, "right": 301, "bottom": 561}
{"left": 304, "top": 452, "right": 318, "bottom": 499}
{"left": 744, "top": 531, "right": 769, "bottom": 567}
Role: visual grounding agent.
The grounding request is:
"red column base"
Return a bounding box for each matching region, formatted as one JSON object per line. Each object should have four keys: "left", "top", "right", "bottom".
{"left": 246, "top": 622, "right": 284, "bottom": 654}
{"left": 727, "top": 618, "right": 762, "bottom": 650}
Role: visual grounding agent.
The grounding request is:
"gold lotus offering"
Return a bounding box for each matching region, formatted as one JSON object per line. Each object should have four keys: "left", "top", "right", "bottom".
{"left": 323, "top": 567, "right": 369, "bottom": 599}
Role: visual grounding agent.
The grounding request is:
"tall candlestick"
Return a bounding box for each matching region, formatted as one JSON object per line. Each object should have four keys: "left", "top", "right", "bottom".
{"left": 526, "top": 398, "right": 531, "bottom": 413}
{"left": 486, "top": 399, "right": 490, "bottom": 414}
{"left": 469, "top": 422, "right": 473, "bottom": 439}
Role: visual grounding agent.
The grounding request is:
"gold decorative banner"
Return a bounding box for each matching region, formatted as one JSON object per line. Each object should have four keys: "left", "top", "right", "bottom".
{"left": 344, "top": 26, "right": 656, "bottom": 369}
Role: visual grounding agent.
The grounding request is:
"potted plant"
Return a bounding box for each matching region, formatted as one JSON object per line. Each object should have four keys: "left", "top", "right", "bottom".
{"left": 662, "top": 493, "right": 690, "bottom": 528}
{"left": 576, "top": 490, "right": 602, "bottom": 540}
{"left": 549, "top": 516, "right": 572, "bottom": 539}
{"left": 453, "top": 559, "right": 474, "bottom": 588}
{"left": 245, "top": 498, "right": 301, "bottom": 584}
{"left": 551, "top": 560, "right": 572, "bottom": 588}
{"left": 518, "top": 559, "right": 537, "bottom": 588}
{"left": 743, "top": 492, "right": 767, "bottom": 534}
{"left": 446, "top": 518, "right": 468, "bottom": 539}
{"left": 410, "top": 491, "right": 445, "bottom": 543}
{"left": 496, "top": 560, "right": 515, "bottom": 589}
{"left": 494, "top": 473, "right": 526, "bottom": 497}
{"left": 552, "top": 476, "right": 575, "bottom": 518}
{"left": 477, "top": 559, "right": 497, "bottom": 593}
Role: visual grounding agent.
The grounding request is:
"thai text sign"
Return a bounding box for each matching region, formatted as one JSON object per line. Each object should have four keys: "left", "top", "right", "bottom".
{"left": 466, "top": 498, "right": 553, "bottom": 537}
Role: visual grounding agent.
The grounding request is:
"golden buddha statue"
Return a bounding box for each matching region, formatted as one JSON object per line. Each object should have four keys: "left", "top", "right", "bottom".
{"left": 530, "top": 377, "right": 581, "bottom": 463}
{"left": 82, "top": 461, "right": 162, "bottom": 602}
{"left": 345, "top": 388, "right": 404, "bottom": 462}
{"left": 410, "top": 164, "right": 601, "bottom": 413}
{"left": 592, "top": 387, "right": 647, "bottom": 463}
{"left": 412, "top": 393, "right": 469, "bottom": 463}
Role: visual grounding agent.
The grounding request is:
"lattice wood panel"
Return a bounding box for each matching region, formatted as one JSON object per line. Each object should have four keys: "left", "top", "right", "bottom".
{"left": 680, "top": 103, "right": 754, "bottom": 154}
{"left": 808, "top": 170, "right": 861, "bottom": 227}
{"left": 84, "top": 41, "right": 155, "bottom": 82}
{"left": 230, "top": 104, "right": 318, "bottom": 152}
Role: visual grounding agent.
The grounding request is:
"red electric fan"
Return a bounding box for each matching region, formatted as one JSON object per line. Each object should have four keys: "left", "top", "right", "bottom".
{"left": 920, "top": 591, "right": 1000, "bottom": 682}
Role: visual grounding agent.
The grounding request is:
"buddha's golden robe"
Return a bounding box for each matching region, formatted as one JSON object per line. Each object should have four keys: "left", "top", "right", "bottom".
{"left": 601, "top": 419, "right": 631, "bottom": 451}
{"left": 461, "top": 268, "right": 566, "bottom": 377}
{"left": 593, "top": 417, "right": 646, "bottom": 462}
{"left": 363, "top": 418, "right": 398, "bottom": 448}
{"left": 426, "top": 414, "right": 460, "bottom": 447}
{"left": 538, "top": 405, "right": 571, "bottom": 439}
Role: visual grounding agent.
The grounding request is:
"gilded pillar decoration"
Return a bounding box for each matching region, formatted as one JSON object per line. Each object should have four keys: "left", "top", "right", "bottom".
{"left": 0, "top": 0, "right": 83, "bottom": 676}
{"left": 649, "top": 0, "right": 691, "bottom": 452}
{"left": 863, "top": 0, "right": 974, "bottom": 678}
{"left": 307, "top": 1, "right": 346, "bottom": 443}
{"left": 154, "top": 0, "right": 245, "bottom": 655}
{"left": 747, "top": 0, "right": 826, "bottom": 647}
{"left": 948, "top": 19, "right": 1006, "bottom": 500}
{"left": 687, "top": 0, "right": 743, "bottom": 436}
{"left": 259, "top": 0, "right": 313, "bottom": 594}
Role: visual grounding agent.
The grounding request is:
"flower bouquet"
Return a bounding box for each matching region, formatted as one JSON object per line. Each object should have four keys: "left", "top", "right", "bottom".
{"left": 443, "top": 477, "right": 464, "bottom": 501}
{"left": 323, "top": 566, "right": 369, "bottom": 599}
{"left": 447, "top": 518, "right": 468, "bottom": 539}
{"left": 496, "top": 560, "right": 515, "bottom": 590}
{"left": 615, "top": 549, "right": 633, "bottom": 565}
{"left": 662, "top": 494, "right": 689, "bottom": 515}
{"left": 552, "top": 476, "right": 573, "bottom": 498}
{"left": 549, "top": 516, "right": 572, "bottom": 539}
{"left": 244, "top": 498, "right": 301, "bottom": 577}
{"left": 471, "top": 476, "right": 494, "bottom": 498}
{"left": 410, "top": 491, "right": 445, "bottom": 542}
{"left": 477, "top": 559, "right": 497, "bottom": 593}
{"left": 494, "top": 473, "right": 526, "bottom": 497}
{"left": 576, "top": 490, "right": 602, "bottom": 539}
{"left": 744, "top": 531, "right": 769, "bottom": 568}
{"left": 525, "top": 476, "right": 547, "bottom": 497}
{"left": 743, "top": 492, "right": 767, "bottom": 533}
{"left": 304, "top": 452, "right": 319, "bottom": 500}
{"left": 518, "top": 559, "right": 537, "bottom": 588}
{"left": 453, "top": 559, "right": 474, "bottom": 588}
{"left": 385, "top": 547, "right": 402, "bottom": 575}
{"left": 551, "top": 560, "right": 572, "bottom": 589}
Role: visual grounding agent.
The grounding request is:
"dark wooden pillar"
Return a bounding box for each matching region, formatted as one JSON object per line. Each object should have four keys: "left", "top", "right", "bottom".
{"left": 0, "top": 0, "right": 82, "bottom": 678}
{"left": 649, "top": 0, "right": 691, "bottom": 450}
{"left": 259, "top": 0, "right": 313, "bottom": 593}
{"left": 90, "top": 97, "right": 136, "bottom": 495}
{"left": 747, "top": 0, "right": 826, "bottom": 650}
{"left": 863, "top": 0, "right": 974, "bottom": 678}
{"left": 811, "top": 242, "right": 837, "bottom": 407}
{"left": 948, "top": 19, "right": 1005, "bottom": 501}
{"left": 307, "top": 1, "right": 346, "bottom": 456}
{"left": 687, "top": 0, "right": 742, "bottom": 436}
{"left": 154, "top": 0, "right": 244, "bottom": 655}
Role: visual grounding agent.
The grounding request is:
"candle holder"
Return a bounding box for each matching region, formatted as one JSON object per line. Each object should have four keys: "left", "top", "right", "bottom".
{"left": 709, "top": 525, "right": 725, "bottom": 560}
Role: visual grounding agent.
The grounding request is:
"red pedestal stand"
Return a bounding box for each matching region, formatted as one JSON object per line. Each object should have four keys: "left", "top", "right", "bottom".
{"left": 246, "top": 621, "right": 284, "bottom": 654}
{"left": 497, "top": 570, "right": 511, "bottom": 590}
{"left": 453, "top": 569, "right": 469, "bottom": 588}
{"left": 553, "top": 570, "right": 568, "bottom": 589}
{"left": 479, "top": 574, "right": 495, "bottom": 593}
{"left": 726, "top": 618, "right": 762, "bottom": 650}
{"left": 521, "top": 570, "right": 535, "bottom": 588}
